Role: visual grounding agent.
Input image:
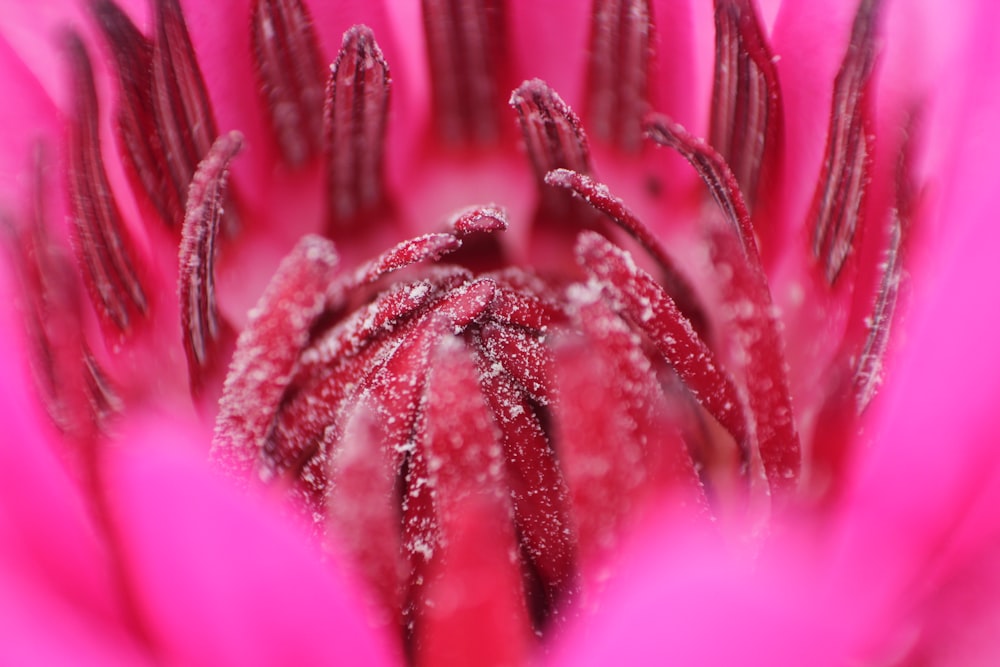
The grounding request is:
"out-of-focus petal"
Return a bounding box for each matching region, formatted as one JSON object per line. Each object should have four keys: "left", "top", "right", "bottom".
{"left": 0, "top": 272, "right": 146, "bottom": 666}
{"left": 545, "top": 511, "right": 869, "bottom": 667}
{"left": 0, "top": 0, "right": 90, "bottom": 110}
{"left": 104, "top": 416, "right": 398, "bottom": 667}
{"left": 0, "top": 34, "right": 64, "bottom": 221}
{"left": 838, "top": 0, "right": 1000, "bottom": 612}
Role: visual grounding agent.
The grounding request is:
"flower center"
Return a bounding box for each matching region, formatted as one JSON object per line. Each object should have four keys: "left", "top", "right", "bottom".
{"left": 4, "top": 0, "right": 917, "bottom": 660}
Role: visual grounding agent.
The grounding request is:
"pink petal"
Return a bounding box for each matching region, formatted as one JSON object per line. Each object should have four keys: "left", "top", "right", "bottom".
{"left": 0, "top": 275, "right": 145, "bottom": 664}
{"left": 546, "top": 514, "right": 870, "bottom": 667}
{"left": 0, "top": 33, "right": 64, "bottom": 224}
{"left": 105, "top": 417, "right": 397, "bottom": 667}
{"left": 838, "top": 0, "right": 1000, "bottom": 611}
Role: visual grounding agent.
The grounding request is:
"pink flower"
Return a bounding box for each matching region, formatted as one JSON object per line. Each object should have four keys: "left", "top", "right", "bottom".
{"left": 2, "top": 0, "right": 998, "bottom": 665}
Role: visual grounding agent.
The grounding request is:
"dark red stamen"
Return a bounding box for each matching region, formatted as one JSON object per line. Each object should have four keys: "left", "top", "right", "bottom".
{"left": 151, "top": 0, "right": 219, "bottom": 227}
{"left": 66, "top": 33, "right": 149, "bottom": 335}
{"left": 213, "top": 235, "right": 340, "bottom": 478}
{"left": 646, "top": 113, "right": 800, "bottom": 490}
{"left": 91, "top": 0, "right": 183, "bottom": 230}
{"left": 478, "top": 323, "right": 552, "bottom": 405}
{"left": 251, "top": 0, "right": 326, "bottom": 167}
{"left": 351, "top": 232, "right": 463, "bottom": 286}
{"left": 586, "top": 0, "right": 654, "bottom": 152}
{"left": 488, "top": 282, "right": 567, "bottom": 332}
{"left": 413, "top": 337, "right": 530, "bottom": 667}
{"left": 709, "top": 0, "right": 783, "bottom": 213}
{"left": 510, "top": 79, "right": 599, "bottom": 225}
{"left": 179, "top": 131, "right": 241, "bottom": 394}
{"left": 646, "top": 115, "right": 758, "bottom": 259}
{"left": 472, "top": 328, "right": 575, "bottom": 599}
{"left": 213, "top": 226, "right": 485, "bottom": 483}
{"left": 575, "top": 231, "right": 748, "bottom": 461}
{"left": 421, "top": 0, "right": 509, "bottom": 145}
{"left": 324, "top": 25, "right": 392, "bottom": 233}
{"left": 708, "top": 225, "right": 800, "bottom": 489}
{"left": 545, "top": 168, "right": 707, "bottom": 331}
{"left": 809, "top": 0, "right": 880, "bottom": 285}
{"left": 511, "top": 80, "right": 592, "bottom": 184}
{"left": 555, "top": 294, "right": 704, "bottom": 557}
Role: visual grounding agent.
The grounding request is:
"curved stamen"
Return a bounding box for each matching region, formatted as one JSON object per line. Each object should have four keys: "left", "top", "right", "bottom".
{"left": 510, "top": 79, "right": 599, "bottom": 227}
{"left": 545, "top": 168, "right": 707, "bottom": 330}
{"left": 179, "top": 131, "right": 242, "bottom": 395}
{"left": 213, "top": 235, "right": 340, "bottom": 478}
{"left": 575, "top": 231, "right": 749, "bottom": 463}
{"left": 66, "top": 33, "right": 149, "bottom": 335}
{"left": 646, "top": 113, "right": 801, "bottom": 490}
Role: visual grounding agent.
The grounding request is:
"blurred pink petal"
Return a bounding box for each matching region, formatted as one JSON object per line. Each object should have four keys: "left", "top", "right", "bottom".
{"left": 105, "top": 417, "right": 397, "bottom": 667}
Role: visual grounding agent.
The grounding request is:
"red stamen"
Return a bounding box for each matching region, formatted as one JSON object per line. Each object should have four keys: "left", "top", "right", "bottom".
{"left": 251, "top": 0, "right": 326, "bottom": 167}
{"left": 478, "top": 322, "right": 553, "bottom": 406}
{"left": 351, "top": 233, "right": 462, "bottom": 286}
{"left": 414, "top": 338, "right": 530, "bottom": 667}
{"left": 179, "top": 132, "right": 242, "bottom": 395}
{"left": 575, "top": 231, "right": 749, "bottom": 461}
{"left": 555, "top": 294, "right": 704, "bottom": 558}
{"left": 510, "top": 79, "right": 600, "bottom": 227}
{"left": 66, "top": 33, "right": 149, "bottom": 335}
{"left": 545, "top": 167, "right": 708, "bottom": 331}
{"left": 91, "top": 0, "right": 183, "bottom": 230}
{"left": 709, "top": 0, "right": 783, "bottom": 213}
{"left": 326, "top": 404, "right": 406, "bottom": 624}
{"left": 488, "top": 281, "right": 568, "bottom": 332}
{"left": 421, "top": 0, "right": 509, "bottom": 145}
{"left": 646, "top": 114, "right": 758, "bottom": 259}
{"left": 472, "top": 344, "right": 575, "bottom": 611}
{"left": 151, "top": 0, "right": 219, "bottom": 227}
{"left": 708, "top": 225, "right": 800, "bottom": 489}
{"left": 323, "top": 26, "right": 393, "bottom": 234}
{"left": 298, "top": 271, "right": 470, "bottom": 374}
{"left": 510, "top": 80, "right": 592, "bottom": 185}
{"left": 449, "top": 204, "right": 509, "bottom": 234}
{"left": 260, "top": 277, "right": 497, "bottom": 498}
{"left": 586, "top": 0, "right": 654, "bottom": 152}
{"left": 213, "top": 235, "right": 340, "bottom": 477}
{"left": 445, "top": 205, "right": 510, "bottom": 271}
{"left": 646, "top": 113, "right": 800, "bottom": 490}
{"left": 808, "top": 0, "right": 880, "bottom": 285}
